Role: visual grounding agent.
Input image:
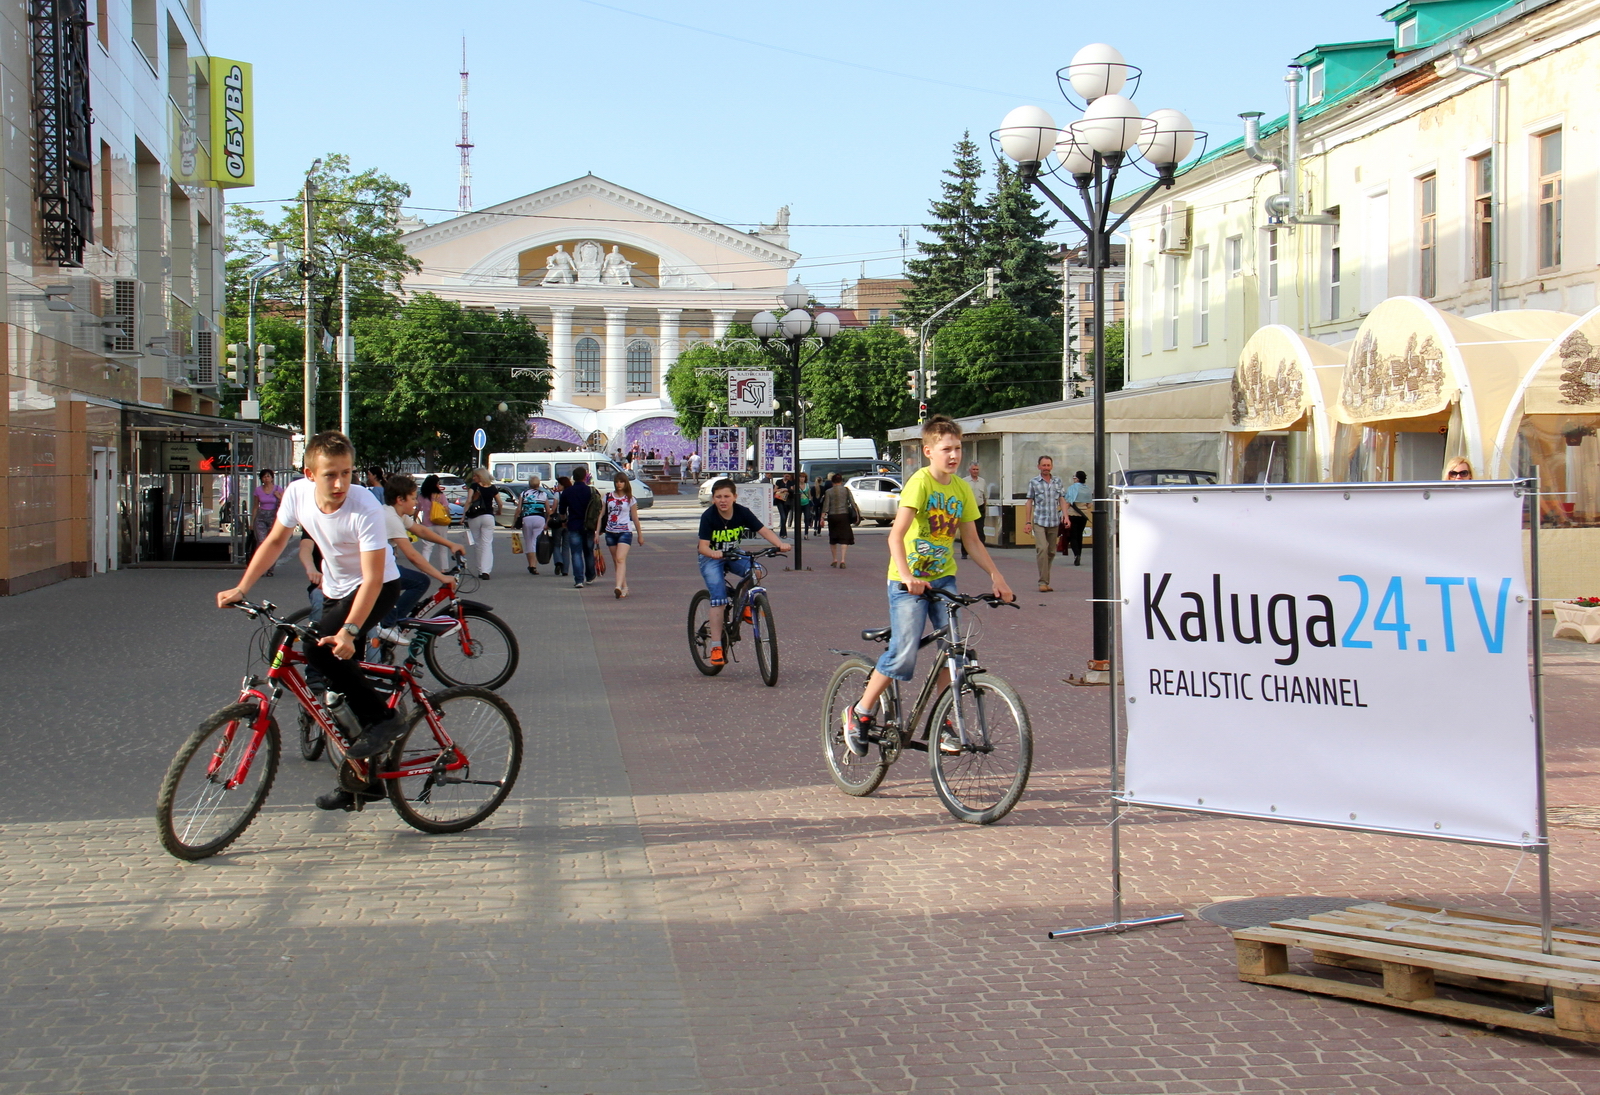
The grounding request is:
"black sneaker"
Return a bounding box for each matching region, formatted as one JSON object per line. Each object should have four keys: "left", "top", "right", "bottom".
{"left": 841, "top": 704, "right": 873, "bottom": 757}
{"left": 345, "top": 715, "right": 407, "bottom": 759}
{"left": 315, "top": 786, "right": 385, "bottom": 811}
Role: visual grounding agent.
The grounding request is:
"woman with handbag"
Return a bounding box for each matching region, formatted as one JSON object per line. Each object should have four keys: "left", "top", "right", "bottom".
{"left": 824, "top": 472, "right": 856, "bottom": 568}
{"left": 518, "top": 473, "right": 557, "bottom": 576}
{"left": 417, "top": 475, "right": 456, "bottom": 572}
{"left": 464, "top": 468, "right": 501, "bottom": 580}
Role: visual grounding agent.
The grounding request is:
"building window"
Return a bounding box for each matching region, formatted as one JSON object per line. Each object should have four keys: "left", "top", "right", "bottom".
{"left": 1264, "top": 229, "right": 1280, "bottom": 324}
{"left": 1396, "top": 17, "right": 1418, "bottom": 48}
{"left": 1537, "top": 129, "right": 1562, "bottom": 271}
{"left": 626, "top": 339, "right": 652, "bottom": 394}
{"left": 1326, "top": 218, "right": 1341, "bottom": 320}
{"left": 1418, "top": 173, "right": 1437, "bottom": 298}
{"left": 575, "top": 336, "right": 600, "bottom": 393}
{"left": 1471, "top": 152, "right": 1493, "bottom": 281}
{"left": 1308, "top": 64, "right": 1325, "bottom": 104}
{"left": 95, "top": 0, "right": 107, "bottom": 48}
{"left": 1113, "top": 282, "right": 1123, "bottom": 302}
{"left": 868, "top": 308, "right": 880, "bottom": 322}
{"left": 1163, "top": 256, "right": 1181, "bottom": 350}
{"left": 1225, "top": 235, "right": 1243, "bottom": 277}
{"left": 1193, "top": 245, "right": 1210, "bottom": 344}
{"left": 1140, "top": 261, "right": 1154, "bottom": 355}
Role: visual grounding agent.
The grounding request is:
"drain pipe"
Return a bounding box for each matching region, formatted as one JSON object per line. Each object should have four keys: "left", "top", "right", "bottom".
{"left": 1454, "top": 50, "right": 1502, "bottom": 311}
{"left": 1239, "top": 110, "right": 1291, "bottom": 222}
{"left": 1284, "top": 66, "right": 1339, "bottom": 227}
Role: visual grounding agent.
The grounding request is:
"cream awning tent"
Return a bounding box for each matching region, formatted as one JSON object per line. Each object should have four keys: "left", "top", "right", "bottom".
{"left": 1489, "top": 304, "right": 1600, "bottom": 476}
{"left": 1226, "top": 324, "right": 1345, "bottom": 479}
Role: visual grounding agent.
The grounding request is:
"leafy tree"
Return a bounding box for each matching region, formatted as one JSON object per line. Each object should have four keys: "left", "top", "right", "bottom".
{"left": 930, "top": 301, "right": 1061, "bottom": 419}
{"left": 979, "top": 162, "right": 1059, "bottom": 322}
{"left": 903, "top": 134, "right": 990, "bottom": 328}
{"left": 665, "top": 325, "right": 779, "bottom": 438}
{"left": 1085, "top": 320, "right": 1126, "bottom": 394}
{"left": 805, "top": 324, "right": 917, "bottom": 447}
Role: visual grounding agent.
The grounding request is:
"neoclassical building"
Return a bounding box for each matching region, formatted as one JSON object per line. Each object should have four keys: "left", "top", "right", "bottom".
{"left": 400, "top": 175, "right": 798, "bottom": 454}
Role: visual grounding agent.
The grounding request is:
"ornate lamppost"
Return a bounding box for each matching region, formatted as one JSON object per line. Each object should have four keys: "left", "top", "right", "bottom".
{"left": 751, "top": 281, "right": 841, "bottom": 571}
{"left": 993, "top": 43, "right": 1203, "bottom": 683}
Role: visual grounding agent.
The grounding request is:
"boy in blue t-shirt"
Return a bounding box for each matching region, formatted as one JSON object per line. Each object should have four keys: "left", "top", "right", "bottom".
{"left": 697, "top": 478, "right": 790, "bottom": 665}
{"left": 843, "top": 416, "right": 1013, "bottom": 755}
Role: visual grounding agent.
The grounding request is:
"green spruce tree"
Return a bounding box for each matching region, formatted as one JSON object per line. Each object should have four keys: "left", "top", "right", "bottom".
{"left": 903, "top": 134, "right": 990, "bottom": 327}
{"left": 979, "top": 162, "right": 1060, "bottom": 322}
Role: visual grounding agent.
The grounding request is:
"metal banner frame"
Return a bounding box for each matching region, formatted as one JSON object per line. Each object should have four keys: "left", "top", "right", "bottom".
{"left": 1052, "top": 478, "right": 1552, "bottom": 958}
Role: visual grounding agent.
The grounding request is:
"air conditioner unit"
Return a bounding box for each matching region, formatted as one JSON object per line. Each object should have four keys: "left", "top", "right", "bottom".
{"left": 105, "top": 278, "right": 139, "bottom": 355}
{"left": 1158, "top": 201, "right": 1192, "bottom": 255}
{"left": 191, "top": 325, "right": 217, "bottom": 387}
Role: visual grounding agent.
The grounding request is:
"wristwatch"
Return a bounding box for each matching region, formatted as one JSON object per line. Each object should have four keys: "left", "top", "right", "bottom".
{"left": 339, "top": 622, "right": 361, "bottom": 637}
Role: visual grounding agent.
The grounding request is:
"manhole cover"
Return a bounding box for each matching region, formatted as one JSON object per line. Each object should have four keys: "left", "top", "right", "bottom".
{"left": 1198, "top": 896, "right": 1357, "bottom": 930}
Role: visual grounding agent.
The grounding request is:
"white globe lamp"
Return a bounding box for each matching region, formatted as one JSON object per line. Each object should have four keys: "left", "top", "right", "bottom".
{"left": 1139, "top": 108, "right": 1196, "bottom": 167}
{"left": 814, "top": 311, "right": 841, "bottom": 339}
{"left": 1066, "top": 43, "right": 1128, "bottom": 101}
{"left": 751, "top": 310, "right": 779, "bottom": 339}
{"left": 779, "top": 282, "right": 809, "bottom": 311}
{"left": 1073, "top": 94, "right": 1144, "bottom": 155}
{"left": 1054, "top": 132, "right": 1096, "bottom": 176}
{"left": 997, "top": 105, "right": 1059, "bottom": 164}
{"left": 779, "top": 308, "right": 813, "bottom": 339}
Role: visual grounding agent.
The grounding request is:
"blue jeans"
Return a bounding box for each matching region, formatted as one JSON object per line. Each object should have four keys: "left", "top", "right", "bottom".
{"left": 552, "top": 523, "right": 570, "bottom": 569}
{"left": 383, "top": 566, "right": 431, "bottom": 626}
{"left": 697, "top": 552, "right": 752, "bottom": 607}
{"left": 874, "top": 576, "right": 957, "bottom": 681}
{"left": 567, "top": 528, "right": 595, "bottom": 585}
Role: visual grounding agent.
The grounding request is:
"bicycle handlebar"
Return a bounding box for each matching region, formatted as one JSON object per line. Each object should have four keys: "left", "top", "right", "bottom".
{"left": 894, "top": 584, "right": 1020, "bottom": 609}
{"left": 722, "top": 545, "right": 786, "bottom": 560}
{"left": 231, "top": 599, "right": 318, "bottom": 639}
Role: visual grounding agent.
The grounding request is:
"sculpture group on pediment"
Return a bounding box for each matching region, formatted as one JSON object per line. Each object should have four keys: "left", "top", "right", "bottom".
{"left": 541, "top": 241, "right": 635, "bottom": 287}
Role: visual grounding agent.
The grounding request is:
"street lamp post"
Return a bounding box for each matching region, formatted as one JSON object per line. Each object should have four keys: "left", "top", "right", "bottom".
{"left": 751, "top": 282, "right": 841, "bottom": 572}
{"left": 300, "top": 159, "right": 322, "bottom": 441}
{"left": 994, "top": 44, "right": 1201, "bottom": 683}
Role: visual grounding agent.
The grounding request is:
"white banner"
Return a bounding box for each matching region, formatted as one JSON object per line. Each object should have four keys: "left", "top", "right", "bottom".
{"left": 1120, "top": 483, "right": 1537, "bottom": 847}
{"left": 727, "top": 370, "right": 775, "bottom": 417}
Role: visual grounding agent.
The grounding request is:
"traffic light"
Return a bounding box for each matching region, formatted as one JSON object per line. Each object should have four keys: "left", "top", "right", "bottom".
{"left": 906, "top": 369, "right": 919, "bottom": 395}
{"left": 918, "top": 401, "right": 928, "bottom": 419}
{"left": 225, "top": 343, "right": 244, "bottom": 384}
{"left": 256, "top": 343, "right": 276, "bottom": 383}
{"left": 924, "top": 369, "right": 938, "bottom": 397}
{"left": 984, "top": 266, "right": 1000, "bottom": 299}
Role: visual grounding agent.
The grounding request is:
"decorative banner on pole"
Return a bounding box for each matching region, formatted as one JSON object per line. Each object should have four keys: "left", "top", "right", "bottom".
{"left": 704, "top": 426, "right": 745, "bottom": 474}
{"left": 1119, "top": 483, "right": 1537, "bottom": 847}
{"left": 727, "top": 370, "right": 774, "bottom": 417}
{"left": 759, "top": 427, "right": 795, "bottom": 474}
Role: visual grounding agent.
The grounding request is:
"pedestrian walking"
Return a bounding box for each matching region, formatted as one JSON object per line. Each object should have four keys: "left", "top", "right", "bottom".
{"left": 1064, "top": 470, "right": 1089, "bottom": 566}
{"left": 417, "top": 474, "right": 456, "bottom": 571}
{"left": 824, "top": 472, "right": 856, "bottom": 568}
{"left": 688, "top": 451, "right": 702, "bottom": 480}
{"left": 518, "top": 474, "right": 557, "bottom": 575}
{"left": 603, "top": 473, "right": 642, "bottom": 597}
{"left": 559, "top": 468, "right": 597, "bottom": 588}
{"left": 959, "top": 462, "right": 987, "bottom": 560}
{"left": 774, "top": 473, "right": 794, "bottom": 537}
{"left": 1024, "top": 455, "right": 1066, "bottom": 592}
{"left": 549, "top": 475, "right": 572, "bottom": 576}
{"left": 808, "top": 473, "right": 827, "bottom": 536}
{"left": 364, "top": 466, "right": 386, "bottom": 505}
{"left": 464, "top": 468, "right": 501, "bottom": 579}
{"left": 374, "top": 474, "right": 461, "bottom": 645}
{"left": 250, "top": 469, "right": 283, "bottom": 576}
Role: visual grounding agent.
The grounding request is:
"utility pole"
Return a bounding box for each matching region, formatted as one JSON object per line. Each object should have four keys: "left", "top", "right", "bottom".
{"left": 339, "top": 261, "right": 351, "bottom": 436}
{"left": 457, "top": 39, "right": 473, "bottom": 213}
{"left": 301, "top": 160, "right": 320, "bottom": 440}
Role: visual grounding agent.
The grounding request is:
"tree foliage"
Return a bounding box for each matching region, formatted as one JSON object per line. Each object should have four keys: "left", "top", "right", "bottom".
{"left": 930, "top": 302, "right": 1061, "bottom": 419}
{"left": 979, "top": 162, "right": 1059, "bottom": 322}
{"left": 1098, "top": 320, "right": 1126, "bottom": 393}
{"left": 902, "top": 134, "right": 990, "bottom": 327}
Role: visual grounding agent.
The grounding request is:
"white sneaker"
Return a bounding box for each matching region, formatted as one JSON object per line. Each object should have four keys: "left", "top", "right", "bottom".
{"left": 374, "top": 626, "right": 408, "bottom": 645}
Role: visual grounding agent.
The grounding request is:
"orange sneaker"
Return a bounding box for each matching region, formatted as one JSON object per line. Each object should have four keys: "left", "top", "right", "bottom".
{"left": 741, "top": 605, "right": 754, "bottom": 624}
{"left": 709, "top": 644, "right": 726, "bottom": 666}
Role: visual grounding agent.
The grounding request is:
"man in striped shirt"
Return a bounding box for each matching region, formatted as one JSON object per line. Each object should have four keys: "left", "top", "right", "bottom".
{"left": 1024, "top": 455, "right": 1066, "bottom": 592}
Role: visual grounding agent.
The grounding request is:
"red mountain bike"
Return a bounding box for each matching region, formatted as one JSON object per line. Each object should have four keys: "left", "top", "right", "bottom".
{"left": 156, "top": 600, "right": 522, "bottom": 861}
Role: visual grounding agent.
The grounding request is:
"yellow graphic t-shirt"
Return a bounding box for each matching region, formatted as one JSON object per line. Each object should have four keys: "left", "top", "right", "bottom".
{"left": 887, "top": 467, "right": 978, "bottom": 583}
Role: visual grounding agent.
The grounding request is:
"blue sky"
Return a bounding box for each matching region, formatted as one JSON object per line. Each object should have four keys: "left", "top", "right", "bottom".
{"left": 211, "top": 0, "right": 1396, "bottom": 298}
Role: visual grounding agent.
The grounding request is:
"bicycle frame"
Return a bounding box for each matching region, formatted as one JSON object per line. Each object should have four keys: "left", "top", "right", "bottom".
{"left": 856, "top": 601, "right": 991, "bottom": 754}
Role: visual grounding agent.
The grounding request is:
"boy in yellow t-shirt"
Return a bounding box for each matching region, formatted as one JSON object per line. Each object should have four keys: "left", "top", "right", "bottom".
{"left": 844, "top": 415, "right": 1013, "bottom": 756}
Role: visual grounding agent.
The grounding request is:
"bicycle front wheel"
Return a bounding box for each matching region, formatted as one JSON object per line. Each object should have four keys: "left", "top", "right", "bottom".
{"left": 820, "top": 658, "right": 889, "bottom": 796}
{"left": 928, "top": 675, "right": 1033, "bottom": 824}
{"left": 686, "top": 589, "right": 724, "bottom": 676}
{"left": 751, "top": 592, "right": 779, "bottom": 687}
{"left": 157, "top": 702, "right": 280, "bottom": 860}
{"left": 422, "top": 607, "right": 519, "bottom": 690}
{"left": 386, "top": 686, "right": 522, "bottom": 833}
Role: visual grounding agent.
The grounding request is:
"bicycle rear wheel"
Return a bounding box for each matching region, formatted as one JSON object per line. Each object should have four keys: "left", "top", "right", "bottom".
{"left": 297, "top": 708, "right": 326, "bottom": 761}
{"left": 751, "top": 592, "right": 779, "bottom": 687}
{"left": 386, "top": 686, "right": 522, "bottom": 833}
{"left": 820, "top": 658, "right": 889, "bottom": 796}
{"left": 928, "top": 675, "right": 1032, "bottom": 824}
{"left": 422, "top": 607, "right": 519, "bottom": 690}
{"left": 157, "top": 703, "right": 281, "bottom": 860}
{"left": 686, "top": 589, "right": 724, "bottom": 676}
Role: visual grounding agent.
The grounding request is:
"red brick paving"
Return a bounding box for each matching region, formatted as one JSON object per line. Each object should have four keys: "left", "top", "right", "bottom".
{"left": 584, "top": 529, "right": 1600, "bottom": 1093}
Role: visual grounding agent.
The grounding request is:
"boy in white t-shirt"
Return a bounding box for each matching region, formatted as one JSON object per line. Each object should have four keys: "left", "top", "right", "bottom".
{"left": 217, "top": 431, "right": 406, "bottom": 811}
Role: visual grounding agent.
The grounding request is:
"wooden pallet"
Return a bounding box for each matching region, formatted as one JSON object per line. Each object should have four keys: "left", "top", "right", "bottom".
{"left": 1233, "top": 900, "right": 1600, "bottom": 1042}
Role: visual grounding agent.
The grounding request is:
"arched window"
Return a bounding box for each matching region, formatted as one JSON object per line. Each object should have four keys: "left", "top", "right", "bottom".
{"left": 574, "top": 337, "right": 600, "bottom": 394}
{"left": 626, "top": 340, "right": 653, "bottom": 394}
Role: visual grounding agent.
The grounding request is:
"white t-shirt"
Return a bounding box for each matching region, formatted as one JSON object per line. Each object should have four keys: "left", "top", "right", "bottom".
{"left": 276, "top": 478, "right": 400, "bottom": 598}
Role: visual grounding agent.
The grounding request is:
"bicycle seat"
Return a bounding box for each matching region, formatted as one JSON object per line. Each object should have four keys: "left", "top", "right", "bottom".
{"left": 861, "top": 626, "right": 892, "bottom": 643}
{"left": 399, "top": 615, "right": 459, "bottom": 635}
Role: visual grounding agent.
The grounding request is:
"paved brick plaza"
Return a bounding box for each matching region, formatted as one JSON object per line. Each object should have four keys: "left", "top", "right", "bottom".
{"left": 2, "top": 513, "right": 1599, "bottom": 1093}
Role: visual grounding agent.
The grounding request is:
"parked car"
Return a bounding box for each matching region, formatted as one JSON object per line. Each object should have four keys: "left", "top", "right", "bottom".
{"left": 697, "top": 471, "right": 759, "bottom": 505}
{"left": 487, "top": 451, "right": 653, "bottom": 508}
{"left": 1110, "top": 469, "right": 1218, "bottom": 487}
{"left": 436, "top": 475, "right": 468, "bottom": 507}
{"left": 844, "top": 475, "right": 903, "bottom": 525}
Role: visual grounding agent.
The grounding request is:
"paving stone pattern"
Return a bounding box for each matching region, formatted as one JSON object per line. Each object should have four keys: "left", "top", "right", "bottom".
{"left": 3, "top": 528, "right": 1600, "bottom": 1093}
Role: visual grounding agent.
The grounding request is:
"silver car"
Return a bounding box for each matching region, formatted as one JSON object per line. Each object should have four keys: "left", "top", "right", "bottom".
{"left": 844, "top": 475, "right": 903, "bottom": 525}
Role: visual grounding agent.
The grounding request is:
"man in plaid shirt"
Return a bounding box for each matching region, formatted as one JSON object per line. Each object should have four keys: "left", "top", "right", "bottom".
{"left": 1023, "top": 455, "right": 1066, "bottom": 592}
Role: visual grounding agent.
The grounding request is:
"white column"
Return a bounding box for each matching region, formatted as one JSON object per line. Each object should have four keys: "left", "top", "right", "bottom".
{"left": 604, "top": 306, "right": 628, "bottom": 407}
{"left": 549, "top": 305, "right": 575, "bottom": 403}
{"left": 656, "top": 307, "right": 681, "bottom": 403}
{"left": 711, "top": 309, "right": 736, "bottom": 340}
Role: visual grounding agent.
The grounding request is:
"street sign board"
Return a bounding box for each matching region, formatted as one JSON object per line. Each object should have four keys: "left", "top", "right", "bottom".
{"left": 473, "top": 428, "right": 487, "bottom": 450}
{"left": 727, "top": 370, "right": 774, "bottom": 417}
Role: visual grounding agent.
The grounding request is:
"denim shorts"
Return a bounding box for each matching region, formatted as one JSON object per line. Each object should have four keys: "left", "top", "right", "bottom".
{"left": 697, "top": 552, "right": 752, "bottom": 606}
{"left": 604, "top": 530, "right": 634, "bottom": 547}
{"left": 873, "top": 576, "right": 957, "bottom": 681}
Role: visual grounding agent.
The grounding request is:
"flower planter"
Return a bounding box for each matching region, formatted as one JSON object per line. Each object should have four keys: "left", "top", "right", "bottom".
{"left": 1552, "top": 602, "right": 1600, "bottom": 644}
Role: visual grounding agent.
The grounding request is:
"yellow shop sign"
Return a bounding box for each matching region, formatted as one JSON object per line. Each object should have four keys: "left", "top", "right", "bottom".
{"left": 208, "top": 58, "right": 252, "bottom": 188}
